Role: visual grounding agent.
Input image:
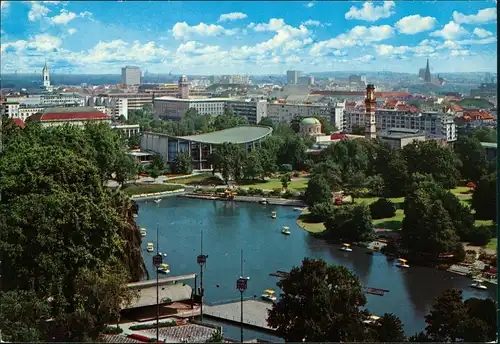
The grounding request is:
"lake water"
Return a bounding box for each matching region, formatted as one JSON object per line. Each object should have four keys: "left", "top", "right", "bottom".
{"left": 136, "top": 197, "right": 497, "bottom": 336}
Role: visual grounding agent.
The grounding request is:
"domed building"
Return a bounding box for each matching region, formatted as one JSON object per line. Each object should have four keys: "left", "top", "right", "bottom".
{"left": 299, "top": 117, "right": 322, "bottom": 136}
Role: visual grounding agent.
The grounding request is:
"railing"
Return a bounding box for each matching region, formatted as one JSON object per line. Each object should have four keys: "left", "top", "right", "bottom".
{"left": 205, "top": 296, "right": 256, "bottom": 307}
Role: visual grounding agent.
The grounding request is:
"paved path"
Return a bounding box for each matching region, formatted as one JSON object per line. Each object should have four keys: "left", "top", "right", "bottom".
{"left": 204, "top": 300, "right": 273, "bottom": 330}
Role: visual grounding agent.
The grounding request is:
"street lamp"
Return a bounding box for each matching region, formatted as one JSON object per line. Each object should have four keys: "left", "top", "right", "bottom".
{"left": 236, "top": 249, "right": 249, "bottom": 343}
{"left": 197, "top": 230, "right": 208, "bottom": 322}
{"left": 152, "top": 222, "right": 163, "bottom": 342}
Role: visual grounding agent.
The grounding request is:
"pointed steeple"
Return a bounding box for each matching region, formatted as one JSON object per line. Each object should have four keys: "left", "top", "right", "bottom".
{"left": 424, "top": 58, "right": 431, "bottom": 83}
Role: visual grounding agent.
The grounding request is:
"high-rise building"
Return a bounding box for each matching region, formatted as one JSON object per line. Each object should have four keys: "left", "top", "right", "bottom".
{"left": 178, "top": 75, "right": 189, "bottom": 99}
{"left": 424, "top": 59, "right": 432, "bottom": 83}
{"left": 121, "top": 66, "right": 142, "bottom": 85}
{"left": 365, "top": 84, "right": 377, "bottom": 139}
{"left": 286, "top": 70, "right": 300, "bottom": 84}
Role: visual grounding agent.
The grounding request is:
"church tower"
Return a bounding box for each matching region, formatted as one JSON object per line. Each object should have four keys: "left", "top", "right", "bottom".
{"left": 42, "top": 62, "right": 51, "bottom": 89}
{"left": 178, "top": 75, "right": 189, "bottom": 99}
{"left": 424, "top": 58, "right": 432, "bottom": 83}
{"left": 364, "top": 84, "right": 377, "bottom": 139}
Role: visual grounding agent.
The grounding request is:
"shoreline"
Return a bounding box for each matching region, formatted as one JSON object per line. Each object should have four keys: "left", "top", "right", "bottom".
{"left": 131, "top": 189, "right": 186, "bottom": 201}
{"left": 181, "top": 193, "right": 306, "bottom": 207}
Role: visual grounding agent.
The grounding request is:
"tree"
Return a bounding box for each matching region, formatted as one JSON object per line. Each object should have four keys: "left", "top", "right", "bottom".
{"left": 471, "top": 173, "right": 496, "bottom": 221}
{"left": 324, "top": 204, "right": 374, "bottom": 242}
{"left": 205, "top": 329, "right": 224, "bottom": 343}
{"left": 267, "top": 258, "right": 368, "bottom": 342}
{"left": 149, "top": 167, "right": 161, "bottom": 182}
{"left": 402, "top": 140, "right": 461, "bottom": 189}
{"left": 114, "top": 155, "right": 139, "bottom": 186}
{"left": 172, "top": 151, "right": 193, "bottom": 174}
{"left": 304, "top": 175, "right": 331, "bottom": 206}
{"left": 128, "top": 133, "right": 141, "bottom": 148}
{"left": 469, "top": 126, "right": 496, "bottom": 143}
{"left": 309, "top": 201, "right": 335, "bottom": 221}
{"left": 280, "top": 173, "right": 291, "bottom": 190}
{"left": 208, "top": 142, "right": 246, "bottom": 183}
{"left": 370, "top": 198, "right": 396, "bottom": 219}
{"left": 371, "top": 313, "right": 406, "bottom": 342}
{"left": 454, "top": 135, "right": 488, "bottom": 183}
{"left": 422, "top": 289, "right": 498, "bottom": 342}
{"left": 150, "top": 154, "right": 165, "bottom": 172}
{"left": 351, "top": 125, "right": 365, "bottom": 135}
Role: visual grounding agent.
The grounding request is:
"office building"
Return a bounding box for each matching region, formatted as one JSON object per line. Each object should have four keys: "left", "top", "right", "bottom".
{"left": 27, "top": 107, "right": 111, "bottom": 127}
{"left": 378, "top": 128, "right": 426, "bottom": 149}
{"left": 121, "top": 66, "right": 142, "bottom": 85}
{"left": 226, "top": 99, "right": 268, "bottom": 124}
{"left": 287, "top": 70, "right": 300, "bottom": 84}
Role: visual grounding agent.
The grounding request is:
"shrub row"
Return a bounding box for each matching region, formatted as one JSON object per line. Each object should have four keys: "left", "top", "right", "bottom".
{"left": 129, "top": 320, "right": 177, "bottom": 331}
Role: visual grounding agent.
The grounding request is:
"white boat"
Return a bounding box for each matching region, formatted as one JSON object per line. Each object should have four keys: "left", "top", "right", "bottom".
{"left": 261, "top": 289, "right": 277, "bottom": 302}
{"left": 132, "top": 214, "right": 138, "bottom": 218}
{"left": 147, "top": 242, "right": 154, "bottom": 252}
{"left": 340, "top": 243, "right": 352, "bottom": 252}
{"left": 140, "top": 228, "right": 147, "bottom": 237}
{"left": 260, "top": 198, "right": 268, "bottom": 205}
{"left": 363, "top": 315, "right": 381, "bottom": 326}
{"left": 154, "top": 198, "right": 161, "bottom": 204}
{"left": 396, "top": 258, "right": 410, "bottom": 268}
{"left": 470, "top": 279, "right": 488, "bottom": 290}
{"left": 158, "top": 263, "right": 170, "bottom": 274}
{"left": 281, "top": 226, "right": 290, "bottom": 235}
{"left": 271, "top": 211, "right": 277, "bottom": 219}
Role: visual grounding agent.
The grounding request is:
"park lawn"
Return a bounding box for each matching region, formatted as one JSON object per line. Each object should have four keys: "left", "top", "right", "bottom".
{"left": 354, "top": 196, "right": 405, "bottom": 205}
{"left": 474, "top": 219, "right": 494, "bottom": 227}
{"left": 239, "top": 178, "right": 309, "bottom": 191}
{"left": 486, "top": 238, "right": 497, "bottom": 250}
{"left": 164, "top": 173, "right": 224, "bottom": 185}
{"left": 372, "top": 209, "right": 405, "bottom": 230}
{"left": 122, "top": 183, "right": 184, "bottom": 196}
{"left": 296, "top": 209, "right": 326, "bottom": 233}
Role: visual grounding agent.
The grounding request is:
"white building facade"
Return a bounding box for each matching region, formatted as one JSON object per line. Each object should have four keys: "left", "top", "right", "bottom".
{"left": 121, "top": 66, "right": 141, "bottom": 85}
{"left": 153, "top": 97, "right": 230, "bottom": 120}
{"left": 226, "top": 99, "right": 267, "bottom": 124}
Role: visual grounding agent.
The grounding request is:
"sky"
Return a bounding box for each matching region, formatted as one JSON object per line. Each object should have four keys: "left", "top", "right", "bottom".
{"left": 0, "top": 1, "right": 497, "bottom": 75}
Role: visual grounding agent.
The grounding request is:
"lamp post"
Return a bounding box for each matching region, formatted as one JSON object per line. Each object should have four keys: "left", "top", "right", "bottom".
{"left": 152, "top": 222, "right": 163, "bottom": 342}
{"left": 236, "top": 249, "right": 249, "bottom": 343}
{"left": 197, "top": 229, "right": 208, "bottom": 322}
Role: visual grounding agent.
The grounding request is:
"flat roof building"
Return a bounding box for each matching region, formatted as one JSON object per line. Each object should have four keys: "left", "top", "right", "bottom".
{"left": 121, "top": 66, "right": 142, "bottom": 86}
{"left": 378, "top": 128, "right": 426, "bottom": 149}
{"left": 27, "top": 106, "right": 111, "bottom": 127}
{"left": 141, "top": 126, "right": 272, "bottom": 170}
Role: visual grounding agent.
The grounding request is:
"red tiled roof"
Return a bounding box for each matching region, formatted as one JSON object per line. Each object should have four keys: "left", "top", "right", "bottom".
{"left": 331, "top": 133, "right": 347, "bottom": 140}
{"left": 11, "top": 118, "right": 25, "bottom": 128}
{"left": 29, "top": 112, "right": 109, "bottom": 121}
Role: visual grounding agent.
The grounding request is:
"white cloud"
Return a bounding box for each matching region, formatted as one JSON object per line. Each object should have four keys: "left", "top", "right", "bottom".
{"left": 79, "top": 11, "right": 92, "bottom": 18}
{"left": 171, "top": 22, "right": 236, "bottom": 40}
{"left": 30, "top": 33, "right": 62, "bottom": 51}
{"left": 1, "top": 1, "right": 9, "bottom": 10}
{"left": 310, "top": 24, "right": 394, "bottom": 56}
{"left": 430, "top": 21, "right": 469, "bottom": 40}
{"left": 473, "top": 27, "right": 493, "bottom": 38}
{"left": 176, "top": 41, "right": 220, "bottom": 54}
{"left": 450, "top": 49, "right": 470, "bottom": 56}
{"left": 50, "top": 9, "right": 77, "bottom": 24}
{"left": 302, "top": 19, "right": 321, "bottom": 26}
{"left": 453, "top": 8, "right": 497, "bottom": 24}
{"left": 395, "top": 15, "right": 437, "bottom": 34}
{"left": 218, "top": 12, "right": 247, "bottom": 22}
{"left": 80, "top": 40, "right": 170, "bottom": 64}
{"left": 345, "top": 1, "right": 395, "bottom": 22}
{"left": 374, "top": 44, "right": 410, "bottom": 56}
{"left": 357, "top": 55, "right": 375, "bottom": 62}
{"left": 305, "top": 2, "right": 314, "bottom": 8}
{"left": 67, "top": 28, "right": 77, "bottom": 35}
{"left": 42, "top": 1, "right": 62, "bottom": 4}
{"left": 436, "top": 40, "right": 461, "bottom": 50}
{"left": 28, "top": 2, "right": 50, "bottom": 21}
{"left": 253, "top": 18, "right": 285, "bottom": 32}
{"left": 457, "top": 36, "right": 497, "bottom": 45}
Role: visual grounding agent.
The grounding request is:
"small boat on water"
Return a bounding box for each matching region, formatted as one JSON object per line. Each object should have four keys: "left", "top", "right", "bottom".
{"left": 363, "top": 315, "right": 381, "bottom": 326}
{"left": 281, "top": 226, "right": 290, "bottom": 235}
{"left": 154, "top": 198, "right": 161, "bottom": 204}
{"left": 271, "top": 211, "right": 277, "bottom": 219}
{"left": 293, "top": 207, "right": 303, "bottom": 211}
{"left": 340, "top": 243, "right": 352, "bottom": 252}
{"left": 470, "top": 279, "right": 488, "bottom": 290}
{"left": 261, "top": 289, "right": 277, "bottom": 302}
{"left": 140, "top": 228, "right": 147, "bottom": 237}
{"left": 396, "top": 258, "right": 410, "bottom": 268}
{"left": 147, "top": 242, "right": 154, "bottom": 252}
{"left": 132, "top": 214, "right": 138, "bottom": 218}
{"left": 260, "top": 198, "right": 268, "bottom": 205}
{"left": 158, "top": 263, "right": 170, "bottom": 274}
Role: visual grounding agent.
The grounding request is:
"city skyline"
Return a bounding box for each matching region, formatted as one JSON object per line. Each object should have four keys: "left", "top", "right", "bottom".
{"left": 0, "top": 1, "right": 497, "bottom": 75}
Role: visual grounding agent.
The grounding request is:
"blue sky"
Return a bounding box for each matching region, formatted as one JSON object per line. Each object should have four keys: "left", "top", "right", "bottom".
{"left": 0, "top": 1, "right": 497, "bottom": 74}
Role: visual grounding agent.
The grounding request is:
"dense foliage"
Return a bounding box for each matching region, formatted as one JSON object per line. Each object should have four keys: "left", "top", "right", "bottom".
{"left": 370, "top": 198, "right": 397, "bottom": 219}
{"left": 324, "top": 204, "right": 375, "bottom": 242}
{"left": 0, "top": 121, "right": 146, "bottom": 342}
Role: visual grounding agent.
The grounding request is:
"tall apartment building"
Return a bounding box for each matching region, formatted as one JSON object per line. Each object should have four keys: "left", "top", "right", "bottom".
{"left": 286, "top": 70, "right": 300, "bottom": 84}
{"left": 226, "top": 99, "right": 267, "bottom": 124}
{"left": 87, "top": 97, "right": 128, "bottom": 120}
{"left": 346, "top": 108, "right": 457, "bottom": 142}
{"left": 121, "top": 66, "right": 142, "bottom": 85}
{"left": 99, "top": 93, "right": 152, "bottom": 111}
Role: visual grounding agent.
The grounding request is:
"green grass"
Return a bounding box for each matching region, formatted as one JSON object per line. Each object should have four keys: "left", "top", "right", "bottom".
{"left": 354, "top": 196, "right": 405, "bottom": 205}
{"left": 239, "top": 178, "right": 309, "bottom": 191}
{"left": 474, "top": 219, "right": 494, "bottom": 227}
{"left": 122, "top": 183, "right": 184, "bottom": 196}
{"left": 486, "top": 238, "right": 497, "bottom": 250}
{"left": 164, "top": 173, "right": 224, "bottom": 185}
{"left": 457, "top": 98, "right": 494, "bottom": 109}
{"left": 372, "top": 209, "right": 405, "bottom": 230}
{"left": 296, "top": 210, "right": 326, "bottom": 233}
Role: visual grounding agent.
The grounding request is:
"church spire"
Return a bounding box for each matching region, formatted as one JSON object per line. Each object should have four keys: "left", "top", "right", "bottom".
{"left": 424, "top": 58, "right": 431, "bottom": 83}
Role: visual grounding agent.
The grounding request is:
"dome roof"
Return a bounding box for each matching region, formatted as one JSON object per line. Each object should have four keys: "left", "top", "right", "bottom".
{"left": 300, "top": 117, "right": 321, "bottom": 125}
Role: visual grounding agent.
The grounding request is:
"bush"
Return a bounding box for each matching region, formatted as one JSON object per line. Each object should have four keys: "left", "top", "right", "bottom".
{"left": 453, "top": 243, "right": 466, "bottom": 262}
{"left": 369, "top": 198, "right": 396, "bottom": 219}
{"left": 236, "top": 188, "right": 247, "bottom": 196}
{"left": 102, "top": 326, "right": 123, "bottom": 334}
{"left": 282, "top": 190, "right": 298, "bottom": 199}
{"left": 215, "top": 188, "right": 226, "bottom": 193}
{"left": 279, "top": 164, "right": 293, "bottom": 172}
{"left": 271, "top": 188, "right": 282, "bottom": 197}
{"left": 466, "top": 227, "right": 492, "bottom": 246}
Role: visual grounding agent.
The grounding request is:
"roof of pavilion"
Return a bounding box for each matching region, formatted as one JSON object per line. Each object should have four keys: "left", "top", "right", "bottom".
{"left": 146, "top": 126, "right": 273, "bottom": 144}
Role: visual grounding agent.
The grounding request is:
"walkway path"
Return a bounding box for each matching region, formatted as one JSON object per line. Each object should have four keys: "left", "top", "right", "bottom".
{"left": 204, "top": 300, "right": 274, "bottom": 331}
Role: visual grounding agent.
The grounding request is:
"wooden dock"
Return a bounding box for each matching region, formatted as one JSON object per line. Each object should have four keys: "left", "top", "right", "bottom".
{"left": 204, "top": 300, "right": 274, "bottom": 331}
